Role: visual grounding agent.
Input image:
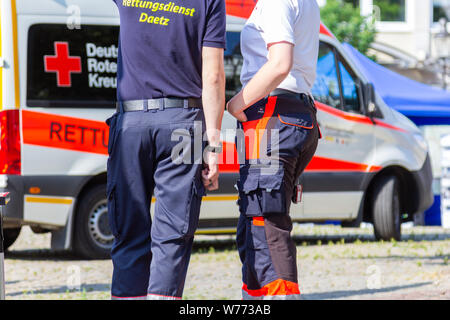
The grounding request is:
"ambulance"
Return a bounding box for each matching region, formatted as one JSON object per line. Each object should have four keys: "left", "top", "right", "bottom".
{"left": 0, "top": 0, "right": 433, "bottom": 258}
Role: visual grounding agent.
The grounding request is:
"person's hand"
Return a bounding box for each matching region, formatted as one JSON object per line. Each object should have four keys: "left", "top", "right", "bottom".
{"left": 202, "top": 151, "right": 219, "bottom": 191}
{"left": 227, "top": 93, "right": 248, "bottom": 122}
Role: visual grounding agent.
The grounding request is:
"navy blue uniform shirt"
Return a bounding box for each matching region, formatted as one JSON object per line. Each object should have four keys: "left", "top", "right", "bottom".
{"left": 113, "top": 0, "right": 226, "bottom": 101}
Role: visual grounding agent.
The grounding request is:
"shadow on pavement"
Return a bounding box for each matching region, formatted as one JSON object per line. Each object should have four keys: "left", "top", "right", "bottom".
{"left": 302, "top": 281, "right": 432, "bottom": 300}
{"left": 4, "top": 249, "right": 97, "bottom": 261}
{"left": 5, "top": 283, "right": 110, "bottom": 298}
{"left": 5, "top": 282, "right": 432, "bottom": 299}
{"left": 350, "top": 254, "right": 449, "bottom": 266}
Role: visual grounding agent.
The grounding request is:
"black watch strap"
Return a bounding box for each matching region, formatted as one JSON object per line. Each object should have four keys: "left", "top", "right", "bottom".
{"left": 206, "top": 142, "right": 223, "bottom": 154}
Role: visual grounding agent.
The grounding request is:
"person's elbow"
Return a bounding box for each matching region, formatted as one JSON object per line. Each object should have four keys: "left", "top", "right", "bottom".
{"left": 202, "top": 47, "right": 225, "bottom": 89}
{"left": 271, "top": 57, "right": 293, "bottom": 79}
{"left": 204, "top": 68, "right": 225, "bottom": 88}
{"left": 267, "top": 42, "right": 294, "bottom": 79}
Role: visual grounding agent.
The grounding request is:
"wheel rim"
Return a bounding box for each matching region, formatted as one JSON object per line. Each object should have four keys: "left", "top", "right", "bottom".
{"left": 88, "top": 199, "right": 114, "bottom": 249}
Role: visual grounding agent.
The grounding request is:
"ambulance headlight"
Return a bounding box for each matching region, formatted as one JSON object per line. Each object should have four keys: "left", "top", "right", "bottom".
{"left": 413, "top": 133, "right": 428, "bottom": 151}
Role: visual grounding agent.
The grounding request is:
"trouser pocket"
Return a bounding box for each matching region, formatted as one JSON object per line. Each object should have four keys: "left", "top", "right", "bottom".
{"left": 275, "top": 112, "right": 316, "bottom": 157}
{"left": 248, "top": 217, "right": 268, "bottom": 250}
{"left": 183, "top": 177, "right": 206, "bottom": 238}
{"left": 153, "top": 175, "right": 206, "bottom": 241}
{"left": 238, "top": 168, "right": 287, "bottom": 217}
{"left": 258, "top": 171, "right": 286, "bottom": 215}
{"left": 107, "top": 185, "right": 120, "bottom": 239}
{"left": 106, "top": 113, "right": 119, "bottom": 155}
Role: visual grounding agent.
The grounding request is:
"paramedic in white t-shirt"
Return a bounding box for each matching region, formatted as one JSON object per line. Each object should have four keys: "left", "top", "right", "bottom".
{"left": 227, "top": 0, "right": 321, "bottom": 300}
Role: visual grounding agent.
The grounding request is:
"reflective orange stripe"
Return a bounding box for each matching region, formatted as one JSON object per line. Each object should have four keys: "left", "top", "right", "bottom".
{"left": 252, "top": 216, "right": 264, "bottom": 226}
{"left": 243, "top": 279, "right": 300, "bottom": 297}
{"left": 315, "top": 101, "right": 406, "bottom": 132}
{"left": 306, "top": 155, "right": 382, "bottom": 173}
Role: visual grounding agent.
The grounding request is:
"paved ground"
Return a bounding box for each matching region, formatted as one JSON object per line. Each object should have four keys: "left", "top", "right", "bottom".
{"left": 3, "top": 224, "right": 450, "bottom": 300}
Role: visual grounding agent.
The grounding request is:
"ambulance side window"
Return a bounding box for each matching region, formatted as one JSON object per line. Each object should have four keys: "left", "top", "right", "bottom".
{"left": 338, "top": 58, "right": 361, "bottom": 114}
{"left": 27, "top": 24, "right": 119, "bottom": 108}
{"left": 224, "top": 32, "right": 243, "bottom": 102}
{"left": 311, "top": 42, "right": 341, "bottom": 109}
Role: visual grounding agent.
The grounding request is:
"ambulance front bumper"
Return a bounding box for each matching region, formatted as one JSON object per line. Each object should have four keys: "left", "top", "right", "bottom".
{"left": 411, "top": 154, "right": 434, "bottom": 215}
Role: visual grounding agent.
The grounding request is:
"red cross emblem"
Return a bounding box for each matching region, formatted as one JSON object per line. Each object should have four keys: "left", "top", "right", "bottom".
{"left": 44, "top": 42, "right": 82, "bottom": 87}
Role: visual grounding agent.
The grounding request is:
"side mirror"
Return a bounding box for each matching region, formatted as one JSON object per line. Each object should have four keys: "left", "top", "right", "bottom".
{"left": 363, "top": 83, "right": 376, "bottom": 116}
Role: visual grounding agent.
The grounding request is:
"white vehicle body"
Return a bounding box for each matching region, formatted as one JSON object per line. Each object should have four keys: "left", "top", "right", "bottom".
{"left": 0, "top": 0, "right": 433, "bottom": 258}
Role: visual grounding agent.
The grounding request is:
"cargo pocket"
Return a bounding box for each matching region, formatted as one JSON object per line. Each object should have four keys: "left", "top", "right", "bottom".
{"left": 248, "top": 217, "right": 268, "bottom": 250}
{"left": 239, "top": 174, "right": 262, "bottom": 217}
{"left": 106, "top": 113, "right": 119, "bottom": 155}
{"left": 107, "top": 184, "right": 120, "bottom": 239}
{"left": 277, "top": 113, "right": 315, "bottom": 157}
{"left": 258, "top": 170, "right": 287, "bottom": 216}
{"left": 278, "top": 113, "right": 315, "bottom": 130}
{"left": 183, "top": 177, "right": 206, "bottom": 238}
{"left": 239, "top": 169, "right": 287, "bottom": 217}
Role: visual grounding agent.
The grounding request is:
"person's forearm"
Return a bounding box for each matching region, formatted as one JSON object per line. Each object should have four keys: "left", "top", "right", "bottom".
{"left": 202, "top": 68, "right": 225, "bottom": 146}
{"left": 236, "top": 59, "right": 290, "bottom": 111}
{"left": 228, "top": 43, "right": 294, "bottom": 119}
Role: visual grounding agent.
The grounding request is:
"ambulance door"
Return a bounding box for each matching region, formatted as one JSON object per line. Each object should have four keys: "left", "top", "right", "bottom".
{"left": 17, "top": 1, "right": 119, "bottom": 229}
{"left": 299, "top": 41, "right": 376, "bottom": 221}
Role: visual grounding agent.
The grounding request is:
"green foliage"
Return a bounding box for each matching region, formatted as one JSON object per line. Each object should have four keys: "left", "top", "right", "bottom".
{"left": 320, "top": 0, "right": 377, "bottom": 56}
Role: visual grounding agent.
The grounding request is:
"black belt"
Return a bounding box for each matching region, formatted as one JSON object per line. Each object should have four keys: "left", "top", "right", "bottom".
{"left": 269, "top": 88, "right": 315, "bottom": 107}
{"left": 116, "top": 98, "right": 202, "bottom": 113}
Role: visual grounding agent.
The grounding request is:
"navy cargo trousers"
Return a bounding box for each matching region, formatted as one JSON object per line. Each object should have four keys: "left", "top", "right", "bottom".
{"left": 106, "top": 104, "right": 205, "bottom": 300}
{"left": 236, "top": 93, "right": 320, "bottom": 300}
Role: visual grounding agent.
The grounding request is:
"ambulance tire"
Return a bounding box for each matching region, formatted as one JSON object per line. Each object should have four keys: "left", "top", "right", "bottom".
{"left": 73, "top": 184, "right": 111, "bottom": 260}
{"left": 3, "top": 227, "right": 21, "bottom": 251}
{"left": 372, "top": 175, "right": 401, "bottom": 241}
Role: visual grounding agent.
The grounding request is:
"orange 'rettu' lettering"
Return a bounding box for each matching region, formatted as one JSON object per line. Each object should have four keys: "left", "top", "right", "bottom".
{"left": 22, "top": 110, "right": 109, "bottom": 155}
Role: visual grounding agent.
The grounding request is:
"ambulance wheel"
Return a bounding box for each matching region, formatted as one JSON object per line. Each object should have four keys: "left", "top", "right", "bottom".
{"left": 3, "top": 227, "right": 21, "bottom": 251}
{"left": 74, "top": 184, "right": 112, "bottom": 259}
{"left": 372, "top": 175, "right": 401, "bottom": 241}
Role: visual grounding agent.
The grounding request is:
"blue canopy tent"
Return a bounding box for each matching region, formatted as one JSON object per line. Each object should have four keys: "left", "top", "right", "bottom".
{"left": 342, "top": 43, "right": 450, "bottom": 126}
{"left": 342, "top": 43, "right": 450, "bottom": 226}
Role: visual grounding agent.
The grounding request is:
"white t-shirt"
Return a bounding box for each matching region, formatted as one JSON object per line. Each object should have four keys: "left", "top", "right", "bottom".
{"left": 240, "top": 0, "right": 320, "bottom": 95}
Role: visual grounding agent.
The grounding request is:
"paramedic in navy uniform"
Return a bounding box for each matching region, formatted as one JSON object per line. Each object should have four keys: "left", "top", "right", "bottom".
{"left": 107, "top": 0, "right": 226, "bottom": 300}
{"left": 227, "top": 0, "right": 320, "bottom": 300}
